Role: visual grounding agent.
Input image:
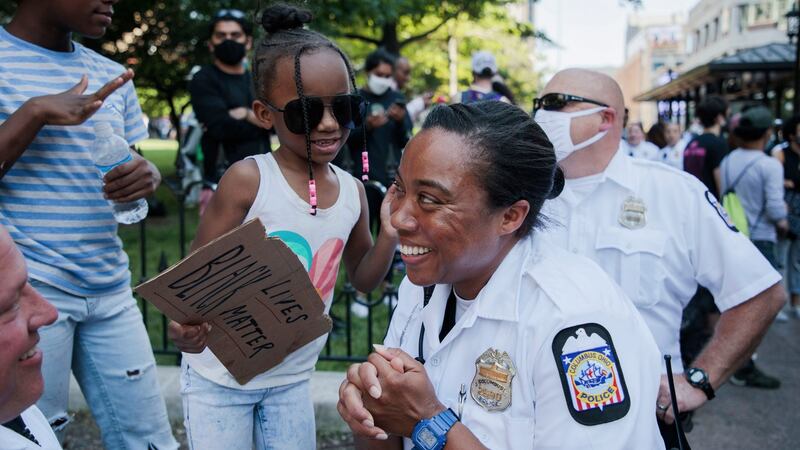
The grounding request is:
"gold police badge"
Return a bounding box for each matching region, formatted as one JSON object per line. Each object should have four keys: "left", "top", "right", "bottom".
{"left": 471, "top": 348, "right": 516, "bottom": 412}
{"left": 618, "top": 196, "right": 647, "bottom": 229}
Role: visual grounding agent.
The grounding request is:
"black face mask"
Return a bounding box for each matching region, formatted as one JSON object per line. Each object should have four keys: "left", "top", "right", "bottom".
{"left": 213, "top": 39, "right": 246, "bottom": 66}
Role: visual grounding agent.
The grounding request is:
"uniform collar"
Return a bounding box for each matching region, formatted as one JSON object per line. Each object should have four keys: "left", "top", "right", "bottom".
{"left": 601, "top": 148, "right": 637, "bottom": 193}
{"left": 421, "top": 237, "right": 530, "bottom": 355}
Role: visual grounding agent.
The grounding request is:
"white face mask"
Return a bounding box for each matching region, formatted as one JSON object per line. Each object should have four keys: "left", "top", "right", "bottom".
{"left": 534, "top": 107, "right": 608, "bottom": 161}
{"left": 368, "top": 74, "right": 393, "bottom": 96}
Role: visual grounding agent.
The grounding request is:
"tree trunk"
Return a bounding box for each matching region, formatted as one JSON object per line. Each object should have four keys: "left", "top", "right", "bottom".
{"left": 381, "top": 21, "right": 400, "bottom": 55}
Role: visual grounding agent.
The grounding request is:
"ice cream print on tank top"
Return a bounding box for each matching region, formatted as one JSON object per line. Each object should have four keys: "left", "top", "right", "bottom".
{"left": 268, "top": 230, "right": 344, "bottom": 303}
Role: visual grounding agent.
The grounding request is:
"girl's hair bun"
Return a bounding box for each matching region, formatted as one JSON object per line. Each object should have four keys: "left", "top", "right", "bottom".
{"left": 260, "top": 3, "right": 313, "bottom": 34}
{"left": 547, "top": 165, "right": 565, "bottom": 200}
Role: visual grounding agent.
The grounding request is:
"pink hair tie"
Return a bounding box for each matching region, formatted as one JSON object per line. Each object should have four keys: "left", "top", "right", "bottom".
{"left": 308, "top": 179, "right": 318, "bottom": 215}
{"left": 361, "top": 150, "right": 370, "bottom": 181}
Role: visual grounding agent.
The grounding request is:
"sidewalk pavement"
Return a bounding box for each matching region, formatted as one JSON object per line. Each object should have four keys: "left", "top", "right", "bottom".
{"left": 67, "top": 319, "right": 799, "bottom": 446}
{"left": 687, "top": 316, "right": 799, "bottom": 449}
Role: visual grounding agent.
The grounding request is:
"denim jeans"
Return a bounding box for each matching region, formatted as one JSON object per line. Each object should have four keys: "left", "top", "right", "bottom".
{"left": 181, "top": 363, "right": 316, "bottom": 450}
{"left": 32, "top": 280, "right": 177, "bottom": 450}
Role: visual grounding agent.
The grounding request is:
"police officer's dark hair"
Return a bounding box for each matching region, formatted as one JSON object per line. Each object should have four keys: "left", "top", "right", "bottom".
{"left": 252, "top": 3, "right": 362, "bottom": 214}
{"left": 364, "top": 49, "right": 396, "bottom": 72}
{"left": 696, "top": 96, "right": 729, "bottom": 128}
{"left": 783, "top": 114, "right": 800, "bottom": 138}
{"left": 421, "top": 101, "right": 564, "bottom": 237}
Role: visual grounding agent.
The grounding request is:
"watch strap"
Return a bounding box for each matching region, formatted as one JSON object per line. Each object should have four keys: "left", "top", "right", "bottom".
{"left": 433, "top": 408, "right": 458, "bottom": 431}
{"left": 687, "top": 368, "right": 715, "bottom": 400}
{"left": 412, "top": 408, "right": 459, "bottom": 450}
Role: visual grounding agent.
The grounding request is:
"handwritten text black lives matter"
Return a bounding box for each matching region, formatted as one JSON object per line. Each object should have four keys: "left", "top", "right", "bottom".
{"left": 165, "top": 243, "right": 311, "bottom": 359}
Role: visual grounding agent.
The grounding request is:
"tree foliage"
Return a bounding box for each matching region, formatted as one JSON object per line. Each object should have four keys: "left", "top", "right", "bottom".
{"left": 0, "top": 0, "right": 640, "bottom": 133}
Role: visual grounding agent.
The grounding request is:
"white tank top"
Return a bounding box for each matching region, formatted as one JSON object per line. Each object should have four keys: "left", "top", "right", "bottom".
{"left": 184, "top": 152, "right": 361, "bottom": 389}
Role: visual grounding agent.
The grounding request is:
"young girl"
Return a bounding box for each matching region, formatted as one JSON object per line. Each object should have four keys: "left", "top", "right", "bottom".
{"left": 168, "top": 4, "right": 398, "bottom": 449}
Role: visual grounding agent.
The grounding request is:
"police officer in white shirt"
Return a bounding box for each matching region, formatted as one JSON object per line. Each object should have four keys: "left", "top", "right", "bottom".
{"left": 337, "top": 102, "right": 664, "bottom": 449}
{"left": 623, "top": 122, "right": 660, "bottom": 161}
{"left": 534, "top": 68, "right": 785, "bottom": 449}
{"left": 0, "top": 226, "right": 62, "bottom": 449}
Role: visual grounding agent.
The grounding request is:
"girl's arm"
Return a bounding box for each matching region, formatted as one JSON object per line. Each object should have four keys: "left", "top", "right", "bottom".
{"left": 190, "top": 159, "right": 260, "bottom": 250}
{"left": 342, "top": 182, "right": 399, "bottom": 293}
{"left": 168, "top": 158, "right": 259, "bottom": 352}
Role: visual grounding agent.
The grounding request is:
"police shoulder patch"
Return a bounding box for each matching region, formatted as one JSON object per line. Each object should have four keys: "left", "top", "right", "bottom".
{"left": 551, "top": 323, "right": 630, "bottom": 426}
{"left": 705, "top": 190, "right": 738, "bottom": 232}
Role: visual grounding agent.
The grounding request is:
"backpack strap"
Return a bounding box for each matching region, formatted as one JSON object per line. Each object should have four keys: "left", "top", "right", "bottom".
{"left": 725, "top": 157, "right": 761, "bottom": 193}
{"left": 724, "top": 156, "right": 767, "bottom": 230}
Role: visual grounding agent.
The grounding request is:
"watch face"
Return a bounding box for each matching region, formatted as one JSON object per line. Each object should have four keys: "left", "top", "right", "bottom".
{"left": 689, "top": 369, "right": 705, "bottom": 383}
{"left": 418, "top": 428, "right": 438, "bottom": 448}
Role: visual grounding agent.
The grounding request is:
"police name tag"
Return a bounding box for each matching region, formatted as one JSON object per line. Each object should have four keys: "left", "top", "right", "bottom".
{"left": 618, "top": 196, "right": 647, "bottom": 229}
{"left": 551, "top": 323, "right": 630, "bottom": 425}
{"left": 471, "top": 348, "right": 516, "bottom": 412}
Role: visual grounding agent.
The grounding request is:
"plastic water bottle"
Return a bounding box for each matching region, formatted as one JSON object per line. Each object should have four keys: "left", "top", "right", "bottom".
{"left": 91, "top": 122, "right": 148, "bottom": 224}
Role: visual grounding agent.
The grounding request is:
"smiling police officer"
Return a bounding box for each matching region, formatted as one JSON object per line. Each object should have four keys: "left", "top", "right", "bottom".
{"left": 337, "top": 101, "right": 664, "bottom": 449}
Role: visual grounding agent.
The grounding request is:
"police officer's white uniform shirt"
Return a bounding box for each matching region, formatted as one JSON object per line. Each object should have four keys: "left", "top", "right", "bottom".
{"left": 0, "top": 406, "right": 62, "bottom": 450}
{"left": 385, "top": 235, "right": 664, "bottom": 449}
{"left": 542, "top": 150, "right": 781, "bottom": 373}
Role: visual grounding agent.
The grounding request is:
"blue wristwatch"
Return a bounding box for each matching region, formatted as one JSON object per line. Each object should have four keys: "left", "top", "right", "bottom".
{"left": 411, "top": 408, "right": 459, "bottom": 450}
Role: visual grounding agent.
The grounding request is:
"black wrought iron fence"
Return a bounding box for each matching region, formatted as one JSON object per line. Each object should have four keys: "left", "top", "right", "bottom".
{"left": 134, "top": 176, "right": 399, "bottom": 366}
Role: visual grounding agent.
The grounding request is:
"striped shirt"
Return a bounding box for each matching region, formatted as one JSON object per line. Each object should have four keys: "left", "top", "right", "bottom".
{"left": 0, "top": 27, "right": 147, "bottom": 296}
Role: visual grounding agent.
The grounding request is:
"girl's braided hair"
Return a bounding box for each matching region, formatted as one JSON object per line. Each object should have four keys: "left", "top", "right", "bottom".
{"left": 253, "top": 3, "right": 367, "bottom": 215}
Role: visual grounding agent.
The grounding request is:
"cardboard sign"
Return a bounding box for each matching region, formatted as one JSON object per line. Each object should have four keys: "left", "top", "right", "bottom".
{"left": 135, "top": 219, "right": 332, "bottom": 384}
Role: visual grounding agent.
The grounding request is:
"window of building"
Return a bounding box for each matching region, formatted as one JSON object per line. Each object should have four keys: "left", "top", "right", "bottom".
{"left": 713, "top": 17, "right": 720, "bottom": 41}
{"left": 738, "top": 4, "right": 749, "bottom": 32}
{"left": 721, "top": 7, "right": 731, "bottom": 35}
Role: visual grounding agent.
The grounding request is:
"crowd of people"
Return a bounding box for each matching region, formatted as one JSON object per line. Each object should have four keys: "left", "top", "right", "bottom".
{"left": 0, "top": 1, "right": 792, "bottom": 450}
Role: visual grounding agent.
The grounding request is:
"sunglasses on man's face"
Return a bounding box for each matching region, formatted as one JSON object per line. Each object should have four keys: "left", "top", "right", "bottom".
{"left": 264, "top": 94, "right": 366, "bottom": 135}
{"left": 532, "top": 93, "right": 608, "bottom": 113}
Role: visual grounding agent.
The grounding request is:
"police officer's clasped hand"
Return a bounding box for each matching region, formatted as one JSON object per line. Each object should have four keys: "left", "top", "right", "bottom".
{"left": 656, "top": 374, "right": 708, "bottom": 424}
{"left": 338, "top": 345, "right": 446, "bottom": 439}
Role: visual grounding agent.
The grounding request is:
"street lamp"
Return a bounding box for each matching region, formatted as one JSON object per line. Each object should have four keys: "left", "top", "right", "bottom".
{"left": 786, "top": 2, "right": 800, "bottom": 112}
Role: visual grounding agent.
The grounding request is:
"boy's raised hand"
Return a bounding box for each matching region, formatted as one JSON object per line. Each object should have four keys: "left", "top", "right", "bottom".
{"left": 32, "top": 69, "right": 134, "bottom": 126}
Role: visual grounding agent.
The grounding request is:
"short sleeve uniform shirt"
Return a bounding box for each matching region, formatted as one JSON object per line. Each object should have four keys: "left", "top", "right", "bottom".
{"left": 384, "top": 235, "right": 664, "bottom": 449}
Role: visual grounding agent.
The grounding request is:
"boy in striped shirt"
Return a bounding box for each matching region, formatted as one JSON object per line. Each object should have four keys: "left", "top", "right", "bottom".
{"left": 0, "top": 1, "right": 177, "bottom": 448}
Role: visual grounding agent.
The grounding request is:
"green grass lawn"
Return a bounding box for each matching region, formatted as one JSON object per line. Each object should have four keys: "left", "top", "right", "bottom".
{"left": 127, "top": 139, "right": 395, "bottom": 369}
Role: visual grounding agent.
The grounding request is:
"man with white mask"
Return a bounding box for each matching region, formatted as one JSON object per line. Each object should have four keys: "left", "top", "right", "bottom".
{"left": 536, "top": 69, "right": 785, "bottom": 450}
{"left": 339, "top": 49, "right": 412, "bottom": 189}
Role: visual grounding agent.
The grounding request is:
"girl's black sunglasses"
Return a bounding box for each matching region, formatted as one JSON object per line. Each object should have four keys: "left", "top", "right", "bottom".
{"left": 533, "top": 93, "right": 608, "bottom": 113}
{"left": 264, "top": 94, "right": 366, "bottom": 135}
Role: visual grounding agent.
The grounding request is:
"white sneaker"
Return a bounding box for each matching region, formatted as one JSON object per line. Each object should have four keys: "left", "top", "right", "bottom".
{"left": 792, "top": 305, "right": 800, "bottom": 319}
{"left": 775, "top": 310, "right": 790, "bottom": 322}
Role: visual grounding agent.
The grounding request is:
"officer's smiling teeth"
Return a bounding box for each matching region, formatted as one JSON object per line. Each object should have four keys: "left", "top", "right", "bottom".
{"left": 400, "top": 244, "right": 432, "bottom": 256}
{"left": 19, "top": 345, "right": 37, "bottom": 361}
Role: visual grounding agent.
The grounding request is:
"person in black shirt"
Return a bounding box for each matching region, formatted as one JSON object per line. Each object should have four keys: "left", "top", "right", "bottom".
{"left": 189, "top": 10, "right": 270, "bottom": 187}
{"left": 684, "top": 96, "right": 729, "bottom": 199}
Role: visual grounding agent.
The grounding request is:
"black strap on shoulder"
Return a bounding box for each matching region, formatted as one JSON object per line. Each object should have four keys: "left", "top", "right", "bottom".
{"left": 439, "top": 289, "right": 457, "bottom": 342}
{"left": 416, "top": 285, "right": 436, "bottom": 364}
